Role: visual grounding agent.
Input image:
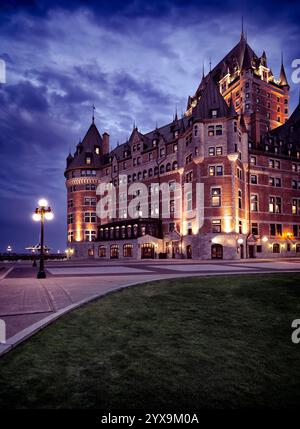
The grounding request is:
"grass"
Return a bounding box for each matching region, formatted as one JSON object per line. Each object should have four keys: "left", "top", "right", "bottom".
{"left": 0, "top": 273, "right": 300, "bottom": 409}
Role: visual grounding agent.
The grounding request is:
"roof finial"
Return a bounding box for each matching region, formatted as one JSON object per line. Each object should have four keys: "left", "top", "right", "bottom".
{"left": 175, "top": 105, "right": 178, "bottom": 121}
{"left": 202, "top": 60, "right": 205, "bottom": 79}
{"left": 241, "top": 16, "right": 244, "bottom": 39}
{"left": 92, "top": 104, "right": 95, "bottom": 123}
{"left": 209, "top": 57, "right": 212, "bottom": 72}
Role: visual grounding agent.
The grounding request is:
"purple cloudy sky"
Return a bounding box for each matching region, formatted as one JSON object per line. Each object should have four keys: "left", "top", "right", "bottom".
{"left": 0, "top": 0, "right": 299, "bottom": 252}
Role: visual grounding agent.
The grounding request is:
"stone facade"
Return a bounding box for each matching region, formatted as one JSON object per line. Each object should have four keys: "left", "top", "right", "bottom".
{"left": 64, "top": 33, "right": 300, "bottom": 260}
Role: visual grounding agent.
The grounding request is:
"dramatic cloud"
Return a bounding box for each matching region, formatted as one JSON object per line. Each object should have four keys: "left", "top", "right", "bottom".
{"left": 0, "top": 0, "right": 299, "bottom": 251}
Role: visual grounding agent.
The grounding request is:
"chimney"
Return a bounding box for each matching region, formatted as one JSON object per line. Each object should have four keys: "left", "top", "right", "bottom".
{"left": 102, "top": 132, "right": 110, "bottom": 155}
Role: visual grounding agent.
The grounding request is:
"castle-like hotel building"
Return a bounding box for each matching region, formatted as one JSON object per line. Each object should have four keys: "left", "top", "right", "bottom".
{"left": 65, "top": 32, "right": 300, "bottom": 260}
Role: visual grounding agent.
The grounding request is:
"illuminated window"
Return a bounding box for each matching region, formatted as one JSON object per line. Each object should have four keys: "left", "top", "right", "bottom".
{"left": 98, "top": 246, "right": 106, "bottom": 257}
{"left": 84, "top": 230, "right": 96, "bottom": 242}
{"left": 211, "top": 188, "right": 221, "bottom": 207}
{"left": 269, "top": 196, "right": 281, "bottom": 213}
{"left": 68, "top": 231, "right": 74, "bottom": 242}
{"left": 212, "top": 219, "right": 221, "bottom": 233}
{"left": 123, "top": 244, "right": 133, "bottom": 257}
{"left": 292, "top": 199, "right": 300, "bottom": 215}
{"left": 250, "top": 194, "right": 258, "bottom": 212}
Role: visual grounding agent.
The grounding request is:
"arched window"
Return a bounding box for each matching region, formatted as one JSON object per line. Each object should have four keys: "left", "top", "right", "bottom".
{"left": 128, "top": 175, "right": 131, "bottom": 183}
{"left": 148, "top": 168, "right": 153, "bottom": 177}
{"left": 172, "top": 161, "right": 178, "bottom": 170}
{"left": 154, "top": 166, "right": 159, "bottom": 176}
{"left": 166, "top": 163, "right": 171, "bottom": 172}
{"left": 160, "top": 164, "right": 165, "bottom": 174}
{"left": 138, "top": 171, "right": 142, "bottom": 180}
{"left": 143, "top": 170, "right": 147, "bottom": 179}
{"left": 123, "top": 244, "right": 133, "bottom": 257}
{"left": 98, "top": 246, "right": 106, "bottom": 257}
{"left": 273, "top": 243, "right": 280, "bottom": 253}
{"left": 211, "top": 244, "right": 223, "bottom": 259}
{"left": 133, "top": 173, "right": 137, "bottom": 181}
{"left": 110, "top": 245, "right": 119, "bottom": 259}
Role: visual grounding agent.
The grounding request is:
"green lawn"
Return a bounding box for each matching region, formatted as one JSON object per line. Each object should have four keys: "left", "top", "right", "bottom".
{"left": 0, "top": 273, "right": 300, "bottom": 409}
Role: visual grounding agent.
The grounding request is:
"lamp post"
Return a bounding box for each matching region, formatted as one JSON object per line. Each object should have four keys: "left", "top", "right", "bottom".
{"left": 32, "top": 199, "right": 53, "bottom": 279}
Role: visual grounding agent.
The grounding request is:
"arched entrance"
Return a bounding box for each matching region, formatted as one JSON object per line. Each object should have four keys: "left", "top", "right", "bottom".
{"left": 141, "top": 243, "right": 155, "bottom": 259}
{"left": 186, "top": 245, "right": 192, "bottom": 259}
{"left": 211, "top": 244, "right": 223, "bottom": 260}
{"left": 110, "top": 245, "right": 119, "bottom": 259}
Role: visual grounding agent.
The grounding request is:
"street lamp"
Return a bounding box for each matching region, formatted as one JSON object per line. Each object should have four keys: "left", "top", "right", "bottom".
{"left": 32, "top": 199, "right": 53, "bottom": 279}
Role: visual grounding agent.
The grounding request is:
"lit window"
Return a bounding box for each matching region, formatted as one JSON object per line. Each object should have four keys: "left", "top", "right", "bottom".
{"left": 212, "top": 219, "right": 221, "bottom": 233}
{"left": 211, "top": 188, "right": 221, "bottom": 207}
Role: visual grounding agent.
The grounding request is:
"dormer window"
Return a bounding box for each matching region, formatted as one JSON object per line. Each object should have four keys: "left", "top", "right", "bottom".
{"left": 174, "top": 130, "right": 179, "bottom": 139}
{"left": 86, "top": 155, "right": 91, "bottom": 165}
{"left": 211, "top": 109, "right": 218, "bottom": 118}
{"left": 95, "top": 146, "right": 100, "bottom": 155}
{"left": 152, "top": 139, "right": 158, "bottom": 147}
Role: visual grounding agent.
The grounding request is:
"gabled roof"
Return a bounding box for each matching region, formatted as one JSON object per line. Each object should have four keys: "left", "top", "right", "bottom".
{"left": 192, "top": 73, "right": 230, "bottom": 119}
{"left": 66, "top": 122, "right": 103, "bottom": 169}
{"left": 279, "top": 63, "right": 289, "bottom": 87}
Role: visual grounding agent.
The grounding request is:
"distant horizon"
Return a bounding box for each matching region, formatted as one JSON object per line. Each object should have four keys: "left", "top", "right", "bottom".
{"left": 0, "top": 0, "right": 299, "bottom": 252}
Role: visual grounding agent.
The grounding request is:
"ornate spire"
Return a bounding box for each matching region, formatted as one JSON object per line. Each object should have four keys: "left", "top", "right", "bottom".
{"left": 279, "top": 52, "right": 289, "bottom": 87}
{"left": 92, "top": 104, "right": 95, "bottom": 123}
{"left": 241, "top": 16, "right": 245, "bottom": 40}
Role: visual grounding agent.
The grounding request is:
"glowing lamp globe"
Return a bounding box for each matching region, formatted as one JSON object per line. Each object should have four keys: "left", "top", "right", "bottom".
{"left": 38, "top": 198, "right": 48, "bottom": 208}
{"left": 32, "top": 213, "right": 41, "bottom": 222}
{"left": 237, "top": 238, "right": 244, "bottom": 244}
{"left": 262, "top": 236, "right": 268, "bottom": 243}
{"left": 45, "top": 212, "right": 54, "bottom": 220}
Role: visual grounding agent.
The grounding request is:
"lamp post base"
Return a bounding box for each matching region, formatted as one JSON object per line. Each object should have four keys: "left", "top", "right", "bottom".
{"left": 37, "top": 271, "right": 46, "bottom": 279}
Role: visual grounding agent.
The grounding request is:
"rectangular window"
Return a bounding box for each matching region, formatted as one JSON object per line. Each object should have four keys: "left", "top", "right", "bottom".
{"left": 208, "top": 125, "right": 214, "bottom": 137}
{"left": 250, "top": 175, "right": 257, "bottom": 184}
{"left": 251, "top": 222, "right": 259, "bottom": 235}
{"left": 269, "top": 196, "right": 281, "bottom": 213}
{"left": 186, "top": 192, "right": 192, "bottom": 212}
{"left": 211, "top": 188, "right": 221, "bottom": 207}
{"left": 216, "top": 165, "right": 223, "bottom": 176}
{"left": 238, "top": 189, "right": 242, "bottom": 209}
{"left": 67, "top": 213, "right": 73, "bottom": 224}
{"left": 212, "top": 219, "right": 221, "bottom": 233}
{"left": 185, "top": 171, "right": 193, "bottom": 183}
{"left": 270, "top": 224, "right": 282, "bottom": 236}
{"left": 251, "top": 194, "right": 258, "bottom": 212}
{"left": 216, "top": 146, "right": 223, "bottom": 155}
{"left": 84, "top": 230, "right": 96, "bottom": 242}
{"left": 67, "top": 231, "right": 74, "bottom": 242}
{"left": 250, "top": 156, "right": 256, "bottom": 165}
{"left": 208, "top": 147, "right": 215, "bottom": 156}
{"left": 292, "top": 199, "right": 300, "bottom": 215}
{"left": 209, "top": 166, "right": 215, "bottom": 176}
{"left": 68, "top": 199, "right": 73, "bottom": 208}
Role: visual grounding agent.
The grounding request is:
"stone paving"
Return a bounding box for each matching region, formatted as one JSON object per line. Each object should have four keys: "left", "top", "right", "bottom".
{"left": 0, "top": 258, "right": 299, "bottom": 355}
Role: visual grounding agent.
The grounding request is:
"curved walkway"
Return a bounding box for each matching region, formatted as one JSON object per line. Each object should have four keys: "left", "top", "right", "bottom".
{"left": 0, "top": 258, "right": 299, "bottom": 356}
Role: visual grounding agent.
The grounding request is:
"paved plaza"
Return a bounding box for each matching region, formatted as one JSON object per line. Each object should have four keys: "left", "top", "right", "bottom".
{"left": 0, "top": 258, "right": 299, "bottom": 355}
